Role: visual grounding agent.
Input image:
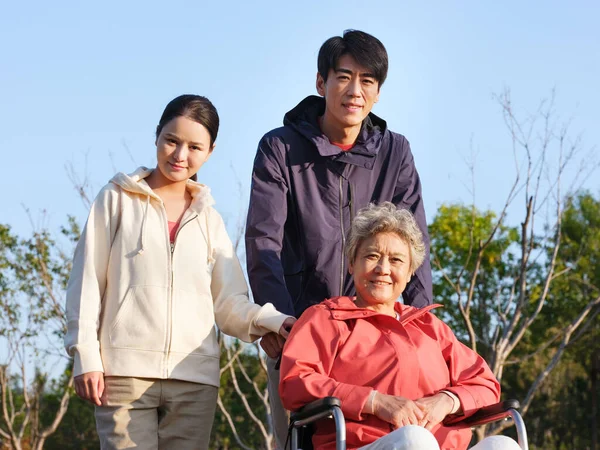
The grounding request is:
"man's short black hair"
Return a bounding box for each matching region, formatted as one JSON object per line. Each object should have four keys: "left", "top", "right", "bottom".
{"left": 317, "top": 29, "right": 389, "bottom": 87}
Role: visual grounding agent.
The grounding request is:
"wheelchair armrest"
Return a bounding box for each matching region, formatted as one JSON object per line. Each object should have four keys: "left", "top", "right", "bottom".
{"left": 445, "top": 399, "right": 521, "bottom": 428}
{"left": 291, "top": 397, "right": 342, "bottom": 423}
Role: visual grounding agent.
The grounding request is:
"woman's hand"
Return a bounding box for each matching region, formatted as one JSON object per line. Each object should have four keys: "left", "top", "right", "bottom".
{"left": 74, "top": 371, "right": 105, "bottom": 406}
{"left": 414, "top": 392, "right": 455, "bottom": 431}
{"left": 371, "top": 393, "right": 425, "bottom": 429}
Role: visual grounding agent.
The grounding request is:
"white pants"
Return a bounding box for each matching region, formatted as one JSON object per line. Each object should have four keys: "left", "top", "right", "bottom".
{"left": 358, "top": 425, "right": 522, "bottom": 450}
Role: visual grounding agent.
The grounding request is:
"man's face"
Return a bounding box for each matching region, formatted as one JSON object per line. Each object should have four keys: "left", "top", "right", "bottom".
{"left": 316, "top": 54, "right": 380, "bottom": 135}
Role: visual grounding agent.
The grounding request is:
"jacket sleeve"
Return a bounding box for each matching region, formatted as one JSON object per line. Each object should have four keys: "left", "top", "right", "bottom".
{"left": 279, "top": 306, "right": 374, "bottom": 421}
{"left": 209, "top": 208, "right": 291, "bottom": 342}
{"left": 432, "top": 316, "right": 501, "bottom": 420}
{"left": 64, "top": 184, "right": 120, "bottom": 377}
{"left": 393, "top": 137, "right": 433, "bottom": 308}
{"left": 245, "top": 136, "right": 295, "bottom": 316}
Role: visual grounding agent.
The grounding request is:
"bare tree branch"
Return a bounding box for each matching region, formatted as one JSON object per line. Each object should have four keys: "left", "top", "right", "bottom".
{"left": 216, "top": 395, "right": 255, "bottom": 450}
{"left": 225, "top": 345, "right": 272, "bottom": 449}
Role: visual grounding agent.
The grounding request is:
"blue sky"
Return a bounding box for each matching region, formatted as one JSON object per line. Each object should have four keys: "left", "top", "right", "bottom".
{"left": 1, "top": 0, "right": 598, "bottom": 239}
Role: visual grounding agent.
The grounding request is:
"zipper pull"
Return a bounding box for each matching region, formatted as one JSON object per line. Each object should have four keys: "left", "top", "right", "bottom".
{"left": 170, "top": 242, "right": 175, "bottom": 254}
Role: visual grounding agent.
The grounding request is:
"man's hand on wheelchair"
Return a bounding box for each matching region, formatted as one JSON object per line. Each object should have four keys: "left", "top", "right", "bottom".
{"left": 279, "top": 317, "right": 297, "bottom": 339}
{"left": 260, "top": 317, "right": 297, "bottom": 358}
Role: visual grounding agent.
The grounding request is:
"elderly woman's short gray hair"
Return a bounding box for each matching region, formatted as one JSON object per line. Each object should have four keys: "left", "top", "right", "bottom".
{"left": 346, "top": 202, "right": 426, "bottom": 275}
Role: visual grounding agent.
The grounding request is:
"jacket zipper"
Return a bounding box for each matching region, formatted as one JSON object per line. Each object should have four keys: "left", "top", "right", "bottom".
{"left": 286, "top": 172, "right": 306, "bottom": 310}
{"left": 338, "top": 176, "right": 345, "bottom": 296}
{"left": 166, "top": 241, "right": 174, "bottom": 378}
{"left": 349, "top": 182, "right": 355, "bottom": 223}
{"left": 164, "top": 212, "right": 198, "bottom": 378}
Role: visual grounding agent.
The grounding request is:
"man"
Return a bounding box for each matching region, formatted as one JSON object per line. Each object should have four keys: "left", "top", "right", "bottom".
{"left": 245, "top": 29, "right": 433, "bottom": 448}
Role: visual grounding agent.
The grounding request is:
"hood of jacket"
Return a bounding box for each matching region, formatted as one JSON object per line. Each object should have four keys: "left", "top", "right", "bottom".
{"left": 283, "top": 95, "right": 388, "bottom": 158}
{"left": 110, "top": 166, "right": 215, "bottom": 214}
{"left": 110, "top": 167, "right": 215, "bottom": 256}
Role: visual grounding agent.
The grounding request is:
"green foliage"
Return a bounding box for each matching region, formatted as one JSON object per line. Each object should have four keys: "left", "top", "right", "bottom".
{"left": 429, "top": 192, "right": 600, "bottom": 449}
{"left": 429, "top": 203, "right": 520, "bottom": 356}
{"left": 0, "top": 224, "right": 20, "bottom": 338}
{"left": 555, "top": 192, "right": 600, "bottom": 307}
{"left": 518, "top": 192, "right": 600, "bottom": 448}
{"left": 0, "top": 219, "right": 80, "bottom": 449}
{"left": 43, "top": 395, "right": 98, "bottom": 450}
{"left": 0, "top": 218, "right": 79, "bottom": 343}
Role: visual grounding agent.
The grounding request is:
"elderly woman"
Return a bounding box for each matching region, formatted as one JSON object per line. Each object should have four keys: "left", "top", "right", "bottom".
{"left": 279, "top": 203, "right": 521, "bottom": 450}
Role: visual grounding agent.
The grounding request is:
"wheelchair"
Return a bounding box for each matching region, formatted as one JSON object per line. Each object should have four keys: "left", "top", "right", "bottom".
{"left": 288, "top": 397, "right": 528, "bottom": 450}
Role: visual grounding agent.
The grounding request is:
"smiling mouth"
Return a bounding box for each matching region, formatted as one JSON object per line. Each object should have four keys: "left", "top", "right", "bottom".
{"left": 344, "top": 104, "right": 362, "bottom": 110}
{"left": 370, "top": 281, "right": 391, "bottom": 286}
{"left": 168, "top": 162, "right": 186, "bottom": 170}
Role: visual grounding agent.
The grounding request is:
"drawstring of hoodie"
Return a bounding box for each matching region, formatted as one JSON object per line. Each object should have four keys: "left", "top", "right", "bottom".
{"left": 130, "top": 179, "right": 214, "bottom": 260}
{"left": 137, "top": 195, "right": 150, "bottom": 255}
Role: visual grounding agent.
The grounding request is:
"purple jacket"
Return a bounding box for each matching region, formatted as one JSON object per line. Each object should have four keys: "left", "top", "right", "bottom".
{"left": 245, "top": 96, "right": 432, "bottom": 317}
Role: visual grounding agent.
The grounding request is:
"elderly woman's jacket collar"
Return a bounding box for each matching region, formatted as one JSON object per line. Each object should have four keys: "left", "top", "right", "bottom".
{"left": 323, "top": 296, "right": 441, "bottom": 324}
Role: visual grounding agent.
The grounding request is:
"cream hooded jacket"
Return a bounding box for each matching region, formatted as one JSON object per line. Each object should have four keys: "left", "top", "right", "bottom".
{"left": 65, "top": 167, "right": 290, "bottom": 387}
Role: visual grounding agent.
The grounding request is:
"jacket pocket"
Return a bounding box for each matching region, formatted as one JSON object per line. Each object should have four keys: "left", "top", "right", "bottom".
{"left": 109, "top": 285, "right": 167, "bottom": 351}
{"left": 170, "top": 290, "right": 216, "bottom": 355}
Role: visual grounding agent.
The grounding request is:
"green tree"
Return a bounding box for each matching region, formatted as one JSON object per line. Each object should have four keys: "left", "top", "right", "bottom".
{"left": 429, "top": 204, "right": 520, "bottom": 361}
{"left": 509, "top": 192, "right": 600, "bottom": 449}
{"left": 429, "top": 90, "right": 599, "bottom": 444}
{"left": 0, "top": 219, "right": 79, "bottom": 450}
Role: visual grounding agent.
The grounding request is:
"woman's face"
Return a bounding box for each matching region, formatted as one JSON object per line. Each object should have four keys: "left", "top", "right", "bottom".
{"left": 349, "top": 232, "right": 412, "bottom": 309}
{"left": 155, "top": 116, "right": 213, "bottom": 183}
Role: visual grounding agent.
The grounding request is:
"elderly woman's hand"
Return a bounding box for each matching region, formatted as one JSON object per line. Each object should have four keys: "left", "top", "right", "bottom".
{"left": 370, "top": 393, "right": 425, "bottom": 429}
{"left": 414, "top": 393, "right": 455, "bottom": 431}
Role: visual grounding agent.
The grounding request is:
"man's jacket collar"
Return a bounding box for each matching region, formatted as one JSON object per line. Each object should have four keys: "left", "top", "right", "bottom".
{"left": 283, "top": 96, "right": 387, "bottom": 164}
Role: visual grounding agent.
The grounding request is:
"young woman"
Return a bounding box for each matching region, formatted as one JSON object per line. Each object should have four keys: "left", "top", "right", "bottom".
{"left": 65, "top": 95, "right": 295, "bottom": 450}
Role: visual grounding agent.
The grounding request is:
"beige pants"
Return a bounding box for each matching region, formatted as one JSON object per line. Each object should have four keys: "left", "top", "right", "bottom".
{"left": 267, "top": 357, "right": 291, "bottom": 449}
{"left": 95, "top": 377, "right": 218, "bottom": 450}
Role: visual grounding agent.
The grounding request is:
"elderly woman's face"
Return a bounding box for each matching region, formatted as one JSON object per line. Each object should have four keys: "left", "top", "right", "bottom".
{"left": 349, "top": 232, "right": 411, "bottom": 309}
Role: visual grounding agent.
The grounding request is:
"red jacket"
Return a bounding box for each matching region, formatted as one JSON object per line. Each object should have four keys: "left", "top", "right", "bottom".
{"left": 279, "top": 297, "right": 500, "bottom": 450}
